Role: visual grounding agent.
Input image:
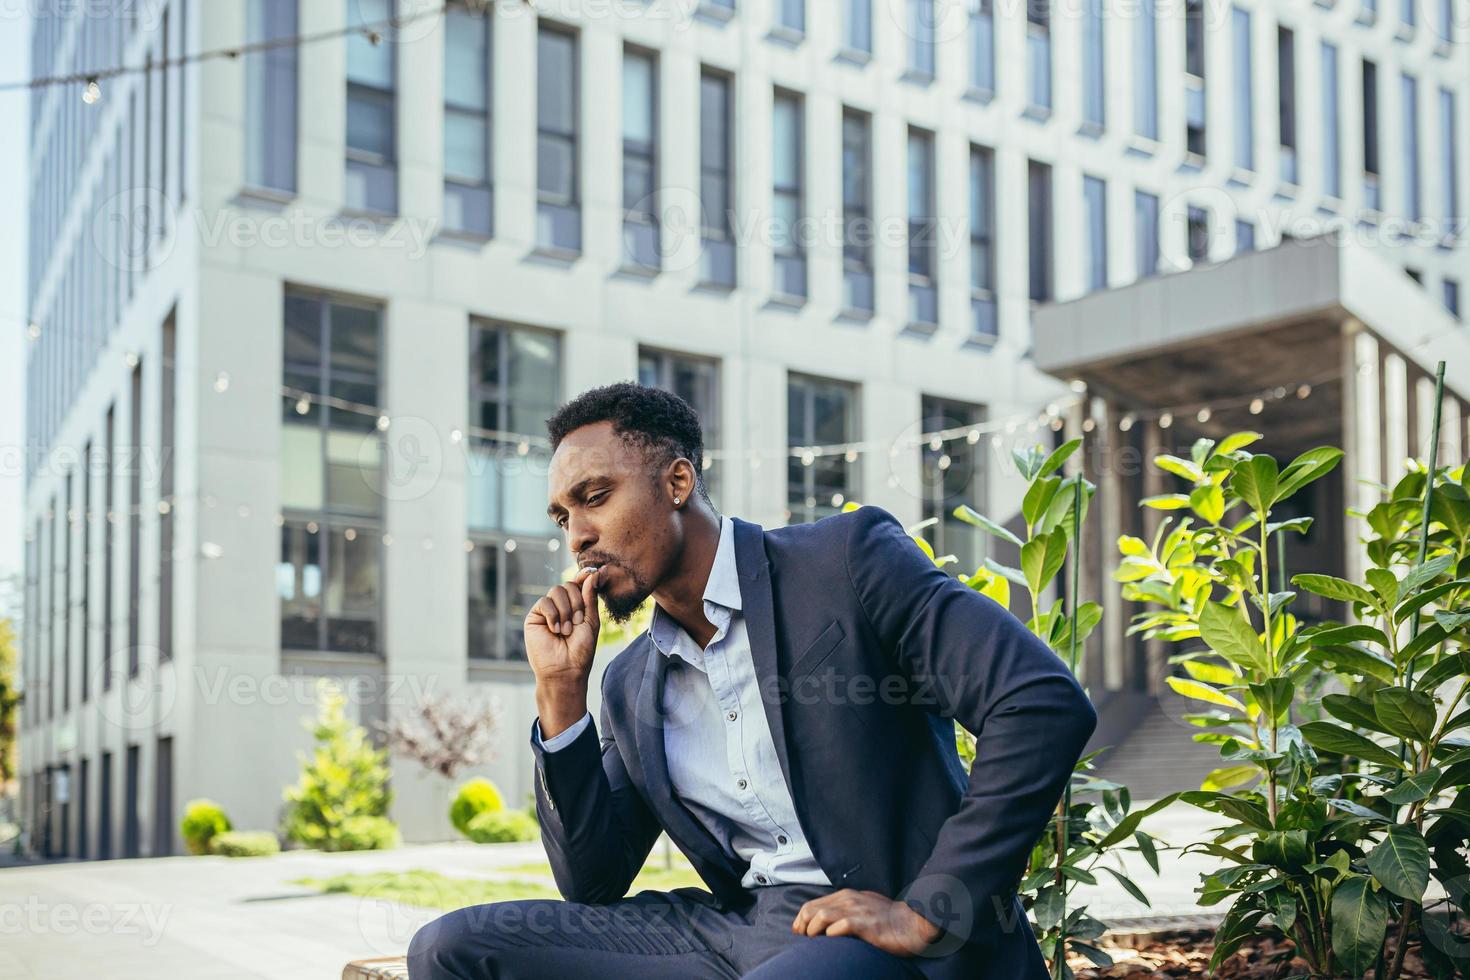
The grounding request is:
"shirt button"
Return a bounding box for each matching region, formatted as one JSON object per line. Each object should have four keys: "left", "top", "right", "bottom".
{"left": 726, "top": 710, "right": 738, "bottom": 722}
{"left": 737, "top": 778, "right": 748, "bottom": 791}
{"left": 755, "top": 873, "right": 768, "bottom": 885}
{"left": 777, "top": 835, "right": 788, "bottom": 845}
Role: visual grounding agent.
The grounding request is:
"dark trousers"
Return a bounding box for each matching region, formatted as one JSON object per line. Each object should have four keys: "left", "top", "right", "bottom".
{"left": 407, "top": 883, "right": 928, "bottom": 979}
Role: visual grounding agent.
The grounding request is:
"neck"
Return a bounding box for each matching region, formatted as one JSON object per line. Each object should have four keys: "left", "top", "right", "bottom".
{"left": 652, "top": 506, "right": 723, "bottom": 650}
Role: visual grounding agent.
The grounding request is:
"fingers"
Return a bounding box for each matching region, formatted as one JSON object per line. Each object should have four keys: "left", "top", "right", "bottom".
{"left": 792, "top": 890, "right": 854, "bottom": 935}
{"left": 579, "top": 567, "right": 601, "bottom": 633}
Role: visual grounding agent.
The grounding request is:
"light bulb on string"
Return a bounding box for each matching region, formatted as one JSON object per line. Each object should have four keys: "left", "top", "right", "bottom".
{"left": 82, "top": 77, "right": 100, "bottom": 103}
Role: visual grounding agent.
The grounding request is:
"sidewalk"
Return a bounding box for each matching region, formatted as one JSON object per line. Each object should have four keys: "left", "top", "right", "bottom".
{"left": 0, "top": 803, "right": 1222, "bottom": 979}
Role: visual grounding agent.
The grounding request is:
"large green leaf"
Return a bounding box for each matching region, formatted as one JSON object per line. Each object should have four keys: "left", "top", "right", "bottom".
{"left": 1291, "top": 573, "right": 1378, "bottom": 609}
{"left": 1299, "top": 722, "right": 1406, "bottom": 769}
{"left": 1322, "top": 694, "right": 1393, "bottom": 734}
{"left": 1036, "top": 437, "right": 1082, "bottom": 480}
{"left": 1330, "top": 876, "right": 1390, "bottom": 975}
{"left": 1167, "top": 677, "right": 1246, "bottom": 712}
{"left": 1249, "top": 678, "right": 1294, "bottom": 724}
{"left": 1310, "top": 623, "right": 1392, "bottom": 650}
{"left": 1302, "top": 644, "right": 1397, "bottom": 685}
{"left": 1365, "top": 825, "right": 1430, "bottom": 901}
{"left": 952, "top": 504, "right": 1023, "bottom": 547}
{"left": 1232, "top": 455, "right": 1279, "bottom": 513}
{"left": 1020, "top": 526, "right": 1068, "bottom": 598}
{"left": 1373, "top": 687, "right": 1438, "bottom": 743}
{"left": 1199, "top": 601, "right": 1272, "bottom": 674}
{"left": 1272, "top": 446, "right": 1344, "bottom": 505}
{"left": 1401, "top": 553, "right": 1457, "bottom": 596}
{"left": 1385, "top": 768, "right": 1442, "bottom": 805}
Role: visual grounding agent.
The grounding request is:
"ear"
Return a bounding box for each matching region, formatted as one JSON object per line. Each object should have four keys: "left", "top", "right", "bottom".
{"left": 667, "top": 457, "right": 698, "bottom": 507}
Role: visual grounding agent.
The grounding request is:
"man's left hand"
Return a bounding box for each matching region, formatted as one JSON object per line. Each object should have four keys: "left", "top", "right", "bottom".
{"left": 791, "top": 888, "right": 942, "bottom": 956}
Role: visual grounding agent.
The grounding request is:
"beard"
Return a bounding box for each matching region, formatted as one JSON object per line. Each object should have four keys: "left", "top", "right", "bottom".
{"left": 598, "top": 562, "right": 656, "bottom": 625}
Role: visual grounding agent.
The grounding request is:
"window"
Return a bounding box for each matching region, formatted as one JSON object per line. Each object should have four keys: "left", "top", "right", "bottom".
{"left": 843, "top": 0, "right": 872, "bottom": 54}
{"left": 1444, "top": 277, "right": 1461, "bottom": 318}
{"left": 153, "top": 737, "right": 173, "bottom": 856}
{"left": 1403, "top": 72, "right": 1421, "bottom": 221}
{"left": 909, "top": 0, "right": 935, "bottom": 78}
{"left": 1400, "top": 0, "right": 1415, "bottom": 31}
{"left": 1187, "top": 205, "right": 1210, "bottom": 262}
{"left": 920, "top": 396, "right": 987, "bottom": 576}
{"left": 1364, "top": 59, "right": 1381, "bottom": 209}
{"left": 699, "top": 70, "right": 735, "bottom": 287}
{"left": 63, "top": 472, "right": 71, "bottom": 713}
{"left": 776, "top": 0, "right": 804, "bottom": 34}
{"left": 1082, "top": 0, "right": 1104, "bottom": 130}
{"left": 159, "top": 315, "right": 175, "bottom": 662}
{"left": 787, "top": 375, "right": 859, "bottom": 525}
{"left": 1362, "top": 0, "right": 1377, "bottom": 22}
{"left": 345, "top": 0, "right": 397, "bottom": 213}
{"left": 1026, "top": 0, "right": 1051, "bottom": 114}
{"left": 1134, "top": 0, "right": 1158, "bottom": 140}
{"left": 80, "top": 443, "right": 91, "bottom": 703}
{"left": 245, "top": 0, "right": 297, "bottom": 193}
{"left": 1027, "top": 160, "right": 1053, "bottom": 302}
{"left": 908, "top": 127, "right": 937, "bottom": 326}
{"left": 970, "top": 146, "right": 997, "bottom": 340}
{"left": 279, "top": 291, "right": 384, "bottom": 654}
{"left": 1232, "top": 8, "right": 1253, "bottom": 171}
{"left": 1322, "top": 42, "right": 1340, "bottom": 198}
{"left": 772, "top": 89, "right": 806, "bottom": 300}
{"left": 1135, "top": 190, "right": 1160, "bottom": 278}
{"left": 537, "top": 25, "right": 579, "bottom": 252}
{"left": 1185, "top": 0, "right": 1206, "bottom": 158}
{"left": 1437, "top": 0, "right": 1454, "bottom": 44}
{"left": 98, "top": 751, "right": 112, "bottom": 859}
{"left": 103, "top": 405, "right": 114, "bottom": 691}
{"left": 638, "top": 349, "right": 721, "bottom": 506}
{"left": 443, "top": 1, "right": 492, "bottom": 236}
{"left": 1440, "top": 87, "right": 1457, "bottom": 234}
{"left": 841, "top": 109, "right": 874, "bottom": 314}
{"left": 1236, "top": 218, "right": 1255, "bottom": 252}
{"left": 123, "top": 744, "right": 139, "bottom": 858}
{"left": 1278, "top": 27, "right": 1297, "bottom": 185}
{"left": 1084, "top": 175, "right": 1108, "bottom": 291}
{"left": 622, "top": 48, "right": 659, "bottom": 271}
{"left": 127, "top": 361, "right": 141, "bottom": 677}
{"left": 467, "top": 321, "right": 562, "bottom": 661}
{"left": 969, "top": 0, "right": 994, "bottom": 96}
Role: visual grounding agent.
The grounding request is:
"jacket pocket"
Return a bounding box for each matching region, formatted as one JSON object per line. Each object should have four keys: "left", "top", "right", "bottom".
{"left": 787, "top": 619, "right": 846, "bottom": 680}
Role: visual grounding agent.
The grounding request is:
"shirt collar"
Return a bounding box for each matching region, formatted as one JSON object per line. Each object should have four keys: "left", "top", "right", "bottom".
{"left": 648, "top": 514, "right": 741, "bottom": 659}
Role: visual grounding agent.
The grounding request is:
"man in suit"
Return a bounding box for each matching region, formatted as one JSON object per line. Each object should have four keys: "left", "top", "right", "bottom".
{"left": 409, "top": 383, "right": 1097, "bottom": 979}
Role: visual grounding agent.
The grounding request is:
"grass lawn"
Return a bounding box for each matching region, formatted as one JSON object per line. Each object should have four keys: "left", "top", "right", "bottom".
{"left": 496, "top": 851, "right": 706, "bottom": 894}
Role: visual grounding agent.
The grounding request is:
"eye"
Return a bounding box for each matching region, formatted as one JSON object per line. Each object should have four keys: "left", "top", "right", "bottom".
{"left": 587, "top": 492, "right": 606, "bottom": 506}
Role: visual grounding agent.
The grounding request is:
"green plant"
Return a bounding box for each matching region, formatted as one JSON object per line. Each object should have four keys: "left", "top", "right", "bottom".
{"left": 180, "top": 799, "right": 232, "bottom": 856}
{"left": 1116, "top": 416, "right": 1470, "bottom": 977}
{"left": 864, "top": 438, "right": 1170, "bottom": 978}
{"left": 450, "top": 778, "right": 505, "bottom": 837}
{"left": 338, "top": 814, "right": 401, "bottom": 851}
{"left": 209, "top": 830, "right": 281, "bottom": 857}
{"left": 465, "top": 808, "right": 540, "bottom": 843}
{"left": 281, "top": 678, "right": 396, "bottom": 852}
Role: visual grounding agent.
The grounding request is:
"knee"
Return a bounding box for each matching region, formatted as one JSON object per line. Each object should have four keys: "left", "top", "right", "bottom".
{"left": 407, "top": 902, "right": 521, "bottom": 978}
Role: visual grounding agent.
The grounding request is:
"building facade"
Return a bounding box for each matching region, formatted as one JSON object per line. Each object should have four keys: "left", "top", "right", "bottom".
{"left": 20, "top": 0, "right": 1470, "bottom": 855}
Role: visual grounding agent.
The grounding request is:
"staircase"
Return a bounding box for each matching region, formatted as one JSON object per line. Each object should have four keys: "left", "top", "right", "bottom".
{"left": 1091, "top": 699, "right": 1227, "bottom": 802}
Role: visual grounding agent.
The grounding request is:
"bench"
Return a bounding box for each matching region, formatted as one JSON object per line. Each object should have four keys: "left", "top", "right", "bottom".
{"left": 341, "top": 957, "right": 409, "bottom": 980}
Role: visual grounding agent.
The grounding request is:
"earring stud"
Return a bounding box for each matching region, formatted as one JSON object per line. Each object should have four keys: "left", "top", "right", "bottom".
{"left": 674, "top": 496, "right": 681, "bottom": 505}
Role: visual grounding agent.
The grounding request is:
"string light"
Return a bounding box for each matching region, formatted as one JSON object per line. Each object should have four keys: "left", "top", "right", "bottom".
{"left": 82, "top": 78, "right": 101, "bottom": 104}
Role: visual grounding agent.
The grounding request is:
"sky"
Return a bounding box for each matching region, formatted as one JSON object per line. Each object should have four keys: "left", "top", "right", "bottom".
{"left": 0, "top": 13, "right": 29, "bottom": 617}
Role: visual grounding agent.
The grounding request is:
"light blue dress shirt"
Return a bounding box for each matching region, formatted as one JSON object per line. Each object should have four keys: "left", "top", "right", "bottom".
{"left": 536, "top": 515, "right": 831, "bottom": 889}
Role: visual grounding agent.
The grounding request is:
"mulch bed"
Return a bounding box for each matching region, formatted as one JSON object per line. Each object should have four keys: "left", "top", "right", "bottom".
{"left": 1068, "top": 928, "right": 1443, "bottom": 978}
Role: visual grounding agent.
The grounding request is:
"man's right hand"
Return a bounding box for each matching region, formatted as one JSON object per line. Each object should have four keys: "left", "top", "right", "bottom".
{"left": 525, "top": 565, "right": 604, "bottom": 739}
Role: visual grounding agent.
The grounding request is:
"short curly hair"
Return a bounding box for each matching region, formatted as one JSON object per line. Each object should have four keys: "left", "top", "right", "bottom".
{"left": 545, "top": 382, "right": 712, "bottom": 508}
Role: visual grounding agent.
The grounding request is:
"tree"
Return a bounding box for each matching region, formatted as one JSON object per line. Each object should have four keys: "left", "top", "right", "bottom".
{"left": 281, "top": 678, "right": 396, "bottom": 851}
{"left": 0, "top": 618, "right": 17, "bottom": 793}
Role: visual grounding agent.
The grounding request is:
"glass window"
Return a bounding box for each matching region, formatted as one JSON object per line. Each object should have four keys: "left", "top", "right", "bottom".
{"left": 345, "top": 0, "right": 397, "bottom": 213}
{"left": 920, "top": 396, "right": 987, "bottom": 577}
{"left": 1232, "top": 7, "right": 1253, "bottom": 171}
{"left": 776, "top": 0, "right": 804, "bottom": 33}
{"left": 1084, "top": 175, "right": 1108, "bottom": 291}
{"left": 772, "top": 90, "right": 805, "bottom": 299}
{"left": 1443, "top": 277, "right": 1460, "bottom": 318}
{"left": 623, "top": 49, "right": 659, "bottom": 270}
{"left": 969, "top": 0, "right": 994, "bottom": 95}
{"left": 1027, "top": 160, "right": 1052, "bottom": 302}
{"left": 1187, "top": 205, "right": 1210, "bottom": 262}
{"left": 970, "top": 145, "right": 997, "bottom": 339}
{"left": 787, "top": 374, "right": 859, "bottom": 525}
{"left": 468, "top": 539, "right": 560, "bottom": 661}
{"left": 1026, "top": 0, "right": 1051, "bottom": 112}
{"left": 700, "top": 70, "right": 735, "bottom": 286}
{"left": 1278, "top": 27, "right": 1297, "bottom": 185}
{"left": 844, "top": 0, "right": 871, "bottom": 53}
{"left": 1082, "top": 0, "right": 1104, "bottom": 129}
{"left": 1440, "top": 87, "right": 1457, "bottom": 230}
{"left": 1403, "top": 72, "right": 1421, "bottom": 221}
{"left": 908, "top": 128, "right": 937, "bottom": 325}
{"left": 537, "top": 25, "right": 580, "bottom": 252}
{"left": 909, "top": 0, "right": 935, "bottom": 76}
{"left": 1364, "top": 59, "right": 1381, "bottom": 209}
{"left": 1135, "top": 190, "right": 1160, "bottom": 278}
{"left": 638, "top": 348, "right": 721, "bottom": 506}
{"left": 1185, "top": 0, "right": 1205, "bottom": 157}
{"left": 245, "top": 0, "right": 297, "bottom": 193}
{"left": 1235, "top": 218, "right": 1255, "bottom": 253}
{"left": 443, "top": 2, "right": 492, "bottom": 235}
{"left": 1134, "top": 0, "right": 1158, "bottom": 139}
{"left": 842, "top": 109, "right": 873, "bottom": 314}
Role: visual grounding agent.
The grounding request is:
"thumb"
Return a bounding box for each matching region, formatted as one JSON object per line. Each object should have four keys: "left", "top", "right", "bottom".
{"left": 580, "top": 568, "right": 602, "bottom": 634}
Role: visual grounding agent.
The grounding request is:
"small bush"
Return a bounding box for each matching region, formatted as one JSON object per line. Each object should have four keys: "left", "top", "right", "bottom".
{"left": 449, "top": 778, "right": 504, "bottom": 837}
{"left": 465, "top": 809, "right": 539, "bottom": 844}
{"left": 209, "top": 831, "right": 280, "bottom": 857}
{"left": 336, "top": 815, "right": 401, "bottom": 851}
{"left": 181, "top": 799, "right": 232, "bottom": 856}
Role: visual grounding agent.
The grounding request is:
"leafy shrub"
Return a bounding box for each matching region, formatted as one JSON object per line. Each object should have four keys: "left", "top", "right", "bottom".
{"left": 281, "top": 678, "right": 395, "bottom": 852}
{"left": 209, "top": 831, "right": 281, "bottom": 857}
{"left": 181, "top": 799, "right": 232, "bottom": 856}
{"left": 337, "top": 815, "right": 401, "bottom": 851}
{"left": 465, "top": 809, "right": 540, "bottom": 844}
{"left": 450, "top": 778, "right": 505, "bottom": 837}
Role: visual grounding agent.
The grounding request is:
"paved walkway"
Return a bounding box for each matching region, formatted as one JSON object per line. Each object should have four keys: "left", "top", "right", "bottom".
{"left": 0, "top": 803, "right": 1222, "bottom": 979}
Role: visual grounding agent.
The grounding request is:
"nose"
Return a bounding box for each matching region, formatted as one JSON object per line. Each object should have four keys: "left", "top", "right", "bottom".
{"left": 567, "top": 517, "right": 597, "bottom": 557}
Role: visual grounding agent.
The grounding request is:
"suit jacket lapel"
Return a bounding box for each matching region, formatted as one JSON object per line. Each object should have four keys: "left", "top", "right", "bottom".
{"left": 731, "top": 517, "right": 800, "bottom": 813}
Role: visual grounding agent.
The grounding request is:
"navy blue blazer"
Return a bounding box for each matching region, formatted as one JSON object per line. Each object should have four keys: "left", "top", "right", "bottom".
{"left": 530, "top": 504, "right": 1098, "bottom": 979}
